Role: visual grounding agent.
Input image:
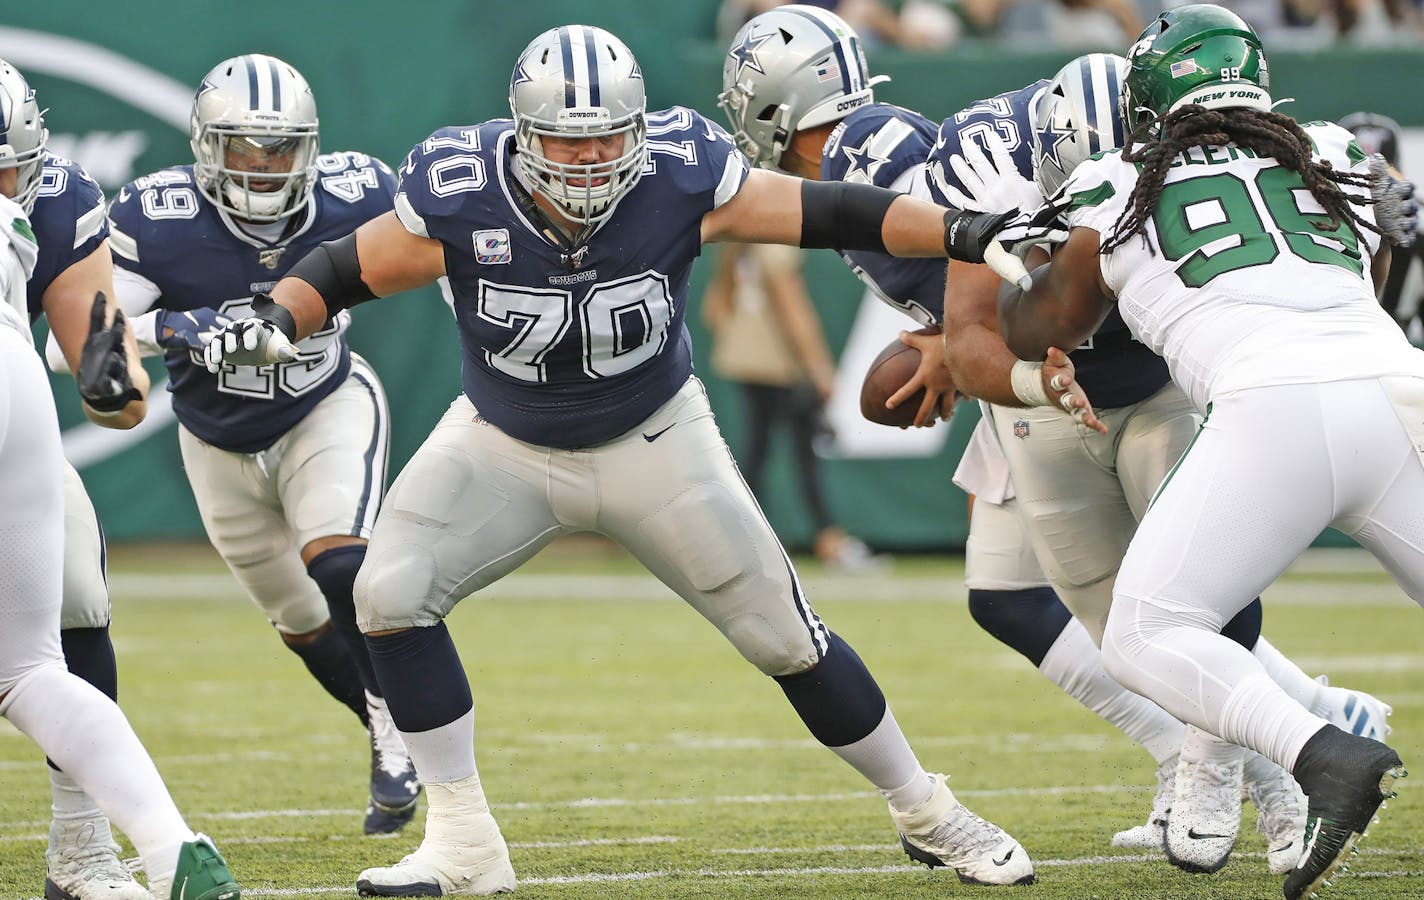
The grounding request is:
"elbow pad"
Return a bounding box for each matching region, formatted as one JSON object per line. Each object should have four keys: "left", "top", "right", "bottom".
{"left": 285, "top": 232, "right": 377, "bottom": 316}
{"left": 799, "top": 180, "right": 897, "bottom": 253}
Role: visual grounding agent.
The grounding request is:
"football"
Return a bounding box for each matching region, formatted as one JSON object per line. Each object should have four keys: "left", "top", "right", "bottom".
{"left": 860, "top": 326, "right": 942, "bottom": 428}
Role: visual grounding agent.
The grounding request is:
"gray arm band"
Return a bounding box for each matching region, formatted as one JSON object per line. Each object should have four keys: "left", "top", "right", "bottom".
{"left": 285, "top": 232, "right": 378, "bottom": 316}
{"left": 799, "top": 179, "right": 898, "bottom": 253}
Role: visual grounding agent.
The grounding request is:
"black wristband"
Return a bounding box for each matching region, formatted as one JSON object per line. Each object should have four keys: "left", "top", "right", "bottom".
{"left": 285, "top": 232, "right": 377, "bottom": 316}
{"left": 82, "top": 385, "right": 142, "bottom": 414}
{"left": 251, "top": 293, "right": 299, "bottom": 341}
{"left": 942, "top": 208, "right": 1012, "bottom": 264}
{"left": 799, "top": 179, "right": 898, "bottom": 252}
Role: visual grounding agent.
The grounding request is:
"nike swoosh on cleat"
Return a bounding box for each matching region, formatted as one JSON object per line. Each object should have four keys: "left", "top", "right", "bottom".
{"left": 642, "top": 424, "right": 675, "bottom": 442}
{"left": 1186, "top": 828, "right": 1232, "bottom": 840}
{"left": 992, "top": 849, "right": 1015, "bottom": 866}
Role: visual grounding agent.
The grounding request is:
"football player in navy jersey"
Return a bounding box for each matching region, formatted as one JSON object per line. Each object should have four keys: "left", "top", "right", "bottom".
{"left": 99, "top": 54, "right": 420, "bottom": 837}
{"left": 721, "top": 5, "right": 1395, "bottom": 876}
{"left": 0, "top": 59, "right": 240, "bottom": 900}
{"left": 203, "top": 24, "right": 1053, "bottom": 896}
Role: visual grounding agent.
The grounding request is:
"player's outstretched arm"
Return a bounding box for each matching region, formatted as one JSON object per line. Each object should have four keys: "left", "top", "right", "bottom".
{"left": 204, "top": 211, "right": 445, "bottom": 370}
{"left": 997, "top": 226, "right": 1114, "bottom": 361}
{"left": 701, "top": 168, "right": 1032, "bottom": 284}
{"left": 43, "top": 242, "right": 148, "bottom": 429}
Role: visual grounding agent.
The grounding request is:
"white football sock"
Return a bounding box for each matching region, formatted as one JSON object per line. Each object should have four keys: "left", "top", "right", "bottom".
{"left": 1039, "top": 617, "right": 1185, "bottom": 764}
{"left": 50, "top": 768, "right": 102, "bottom": 823}
{"left": 830, "top": 708, "right": 934, "bottom": 814}
{"left": 1251, "top": 637, "right": 1325, "bottom": 708}
{"left": 397, "top": 707, "right": 478, "bottom": 785}
{"left": 3, "top": 664, "right": 191, "bottom": 885}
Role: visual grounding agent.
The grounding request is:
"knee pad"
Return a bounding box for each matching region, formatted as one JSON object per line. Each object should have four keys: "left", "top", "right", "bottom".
{"left": 356, "top": 541, "right": 441, "bottom": 632}
{"left": 1021, "top": 498, "right": 1126, "bottom": 589}
{"left": 967, "top": 587, "right": 1073, "bottom": 667}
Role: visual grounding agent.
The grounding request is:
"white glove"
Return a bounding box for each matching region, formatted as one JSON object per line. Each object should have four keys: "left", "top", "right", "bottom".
{"left": 1370, "top": 154, "right": 1419, "bottom": 248}
{"left": 932, "top": 130, "right": 1045, "bottom": 215}
{"left": 202, "top": 317, "right": 297, "bottom": 372}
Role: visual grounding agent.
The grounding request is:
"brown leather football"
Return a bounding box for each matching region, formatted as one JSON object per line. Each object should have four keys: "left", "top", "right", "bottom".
{"left": 860, "top": 326, "right": 941, "bottom": 427}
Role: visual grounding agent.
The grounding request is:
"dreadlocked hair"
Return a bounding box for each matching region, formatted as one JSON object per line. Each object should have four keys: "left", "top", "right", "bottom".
{"left": 1101, "top": 105, "right": 1380, "bottom": 256}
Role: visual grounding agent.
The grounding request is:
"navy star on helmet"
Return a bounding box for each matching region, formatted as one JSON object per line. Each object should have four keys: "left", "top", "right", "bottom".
{"left": 718, "top": 4, "right": 889, "bottom": 168}
{"left": 1032, "top": 52, "right": 1128, "bottom": 197}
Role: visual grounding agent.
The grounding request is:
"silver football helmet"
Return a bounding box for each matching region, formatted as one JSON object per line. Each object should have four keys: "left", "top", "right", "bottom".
{"left": 190, "top": 54, "right": 319, "bottom": 223}
{"left": 509, "top": 25, "right": 647, "bottom": 226}
{"left": 0, "top": 59, "right": 47, "bottom": 214}
{"left": 717, "top": 4, "right": 888, "bottom": 169}
{"left": 1031, "top": 53, "right": 1128, "bottom": 198}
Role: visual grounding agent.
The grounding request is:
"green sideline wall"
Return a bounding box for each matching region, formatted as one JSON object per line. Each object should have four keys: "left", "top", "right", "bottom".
{"left": 9, "top": 2, "right": 1423, "bottom": 547}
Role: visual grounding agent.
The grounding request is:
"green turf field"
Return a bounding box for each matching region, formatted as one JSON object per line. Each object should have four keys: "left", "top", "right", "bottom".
{"left": 2, "top": 543, "right": 1421, "bottom": 899}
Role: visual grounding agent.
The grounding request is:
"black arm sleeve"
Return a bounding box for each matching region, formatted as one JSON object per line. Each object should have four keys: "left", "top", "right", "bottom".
{"left": 285, "top": 232, "right": 378, "bottom": 317}
{"left": 799, "top": 179, "right": 898, "bottom": 253}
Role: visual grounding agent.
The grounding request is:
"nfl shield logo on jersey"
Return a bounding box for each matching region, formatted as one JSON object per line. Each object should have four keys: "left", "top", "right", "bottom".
{"left": 473, "top": 229, "right": 512, "bottom": 265}
{"left": 1013, "top": 419, "right": 1030, "bottom": 439}
{"left": 258, "top": 247, "right": 287, "bottom": 270}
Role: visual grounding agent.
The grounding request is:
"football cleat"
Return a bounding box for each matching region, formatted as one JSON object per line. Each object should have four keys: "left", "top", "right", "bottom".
{"left": 1164, "top": 729, "right": 1243, "bottom": 874}
{"left": 1314, "top": 676, "right": 1392, "bottom": 743}
{"left": 357, "top": 776, "right": 515, "bottom": 897}
{"left": 1284, "top": 726, "right": 1405, "bottom": 900}
{"left": 148, "top": 835, "right": 239, "bottom": 900}
{"left": 1243, "top": 752, "right": 1307, "bottom": 875}
{"left": 366, "top": 696, "right": 422, "bottom": 835}
{"left": 1111, "top": 754, "right": 1175, "bottom": 850}
{"left": 891, "top": 773, "right": 1035, "bottom": 885}
{"left": 44, "top": 815, "right": 150, "bottom": 900}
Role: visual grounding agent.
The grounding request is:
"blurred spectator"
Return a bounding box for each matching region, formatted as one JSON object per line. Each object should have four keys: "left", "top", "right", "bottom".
{"left": 1340, "top": 111, "right": 1424, "bottom": 340}
{"left": 717, "top": 0, "right": 962, "bottom": 50}
{"left": 1042, "top": 0, "right": 1144, "bottom": 47}
{"left": 703, "top": 244, "right": 889, "bottom": 572}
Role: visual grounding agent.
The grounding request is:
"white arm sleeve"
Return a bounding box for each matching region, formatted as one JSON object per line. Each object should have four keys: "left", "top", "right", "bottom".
{"left": 114, "top": 266, "right": 164, "bottom": 358}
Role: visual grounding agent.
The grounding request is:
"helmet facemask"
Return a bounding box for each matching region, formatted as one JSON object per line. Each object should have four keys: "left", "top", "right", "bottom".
{"left": 194, "top": 125, "right": 318, "bottom": 223}
{"left": 509, "top": 25, "right": 649, "bottom": 227}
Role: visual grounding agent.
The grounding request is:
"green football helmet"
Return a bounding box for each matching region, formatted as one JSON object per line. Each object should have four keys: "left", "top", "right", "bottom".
{"left": 1121, "top": 4, "right": 1271, "bottom": 132}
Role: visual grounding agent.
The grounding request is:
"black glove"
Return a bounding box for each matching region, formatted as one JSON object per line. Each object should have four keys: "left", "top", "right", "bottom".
{"left": 77, "top": 292, "right": 142, "bottom": 414}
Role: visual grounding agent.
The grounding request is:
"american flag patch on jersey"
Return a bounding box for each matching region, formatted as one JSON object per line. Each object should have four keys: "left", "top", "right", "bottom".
{"left": 816, "top": 60, "right": 840, "bottom": 83}
{"left": 1169, "top": 59, "right": 1200, "bottom": 78}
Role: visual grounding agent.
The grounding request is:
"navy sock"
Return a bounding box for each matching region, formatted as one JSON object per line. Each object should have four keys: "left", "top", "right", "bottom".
{"left": 365, "top": 622, "right": 473, "bottom": 733}
{"left": 284, "top": 624, "right": 369, "bottom": 726}
{"left": 967, "top": 587, "right": 1073, "bottom": 668}
{"left": 49, "top": 627, "right": 120, "bottom": 772}
{"left": 774, "top": 632, "right": 888, "bottom": 747}
{"left": 1222, "top": 597, "right": 1263, "bottom": 650}
{"left": 306, "top": 544, "right": 381, "bottom": 697}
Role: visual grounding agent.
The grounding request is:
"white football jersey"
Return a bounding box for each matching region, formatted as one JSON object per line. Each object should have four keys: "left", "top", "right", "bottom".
{"left": 0, "top": 193, "right": 38, "bottom": 342}
{"left": 1063, "top": 121, "right": 1423, "bottom": 412}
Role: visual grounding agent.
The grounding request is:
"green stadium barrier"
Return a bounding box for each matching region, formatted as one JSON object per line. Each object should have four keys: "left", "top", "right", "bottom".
{"left": 6, "top": 2, "right": 1420, "bottom": 547}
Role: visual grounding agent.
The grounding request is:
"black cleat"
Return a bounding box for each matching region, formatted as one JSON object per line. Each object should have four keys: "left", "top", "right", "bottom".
{"left": 1284, "top": 725, "right": 1405, "bottom": 900}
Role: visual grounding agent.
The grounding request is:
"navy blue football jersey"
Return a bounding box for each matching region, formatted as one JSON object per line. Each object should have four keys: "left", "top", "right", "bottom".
{"left": 395, "top": 107, "right": 749, "bottom": 448}
{"left": 926, "top": 81, "right": 1170, "bottom": 409}
{"left": 109, "top": 152, "right": 396, "bottom": 452}
{"left": 27, "top": 153, "right": 108, "bottom": 320}
{"left": 822, "top": 104, "right": 943, "bottom": 326}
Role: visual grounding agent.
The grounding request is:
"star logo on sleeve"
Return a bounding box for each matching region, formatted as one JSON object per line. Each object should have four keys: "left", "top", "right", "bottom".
{"left": 841, "top": 133, "right": 891, "bottom": 184}
{"left": 728, "top": 27, "right": 774, "bottom": 82}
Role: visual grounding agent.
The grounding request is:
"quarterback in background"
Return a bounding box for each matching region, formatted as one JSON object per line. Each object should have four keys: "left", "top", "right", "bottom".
{"left": 204, "top": 23, "right": 1045, "bottom": 896}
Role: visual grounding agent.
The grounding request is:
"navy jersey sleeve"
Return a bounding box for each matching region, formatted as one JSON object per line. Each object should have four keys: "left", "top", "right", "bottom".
{"left": 821, "top": 105, "right": 945, "bottom": 324}
{"left": 106, "top": 166, "right": 196, "bottom": 284}
{"left": 394, "top": 123, "right": 506, "bottom": 246}
{"left": 644, "top": 107, "right": 749, "bottom": 213}
{"left": 924, "top": 80, "right": 1046, "bottom": 208}
{"left": 313, "top": 150, "right": 397, "bottom": 219}
{"left": 26, "top": 155, "right": 109, "bottom": 318}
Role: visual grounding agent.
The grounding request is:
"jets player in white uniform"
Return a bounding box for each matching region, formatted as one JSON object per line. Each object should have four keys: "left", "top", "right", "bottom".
{"left": 992, "top": 6, "right": 1415, "bottom": 898}
{"left": 719, "top": 7, "right": 1392, "bottom": 873}
{"left": 96, "top": 55, "right": 420, "bottom": 836}
{"left": 203, "top": 24, "right": 1048, "bottom": 897}
{"left": 0, "top": 62, "right": 239, "bottom": 900}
